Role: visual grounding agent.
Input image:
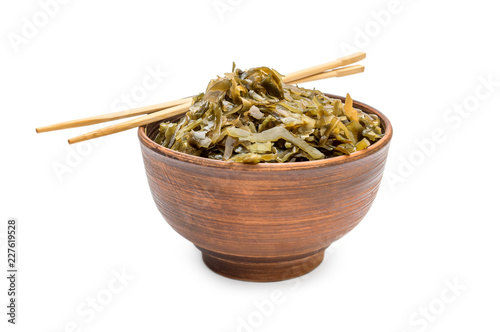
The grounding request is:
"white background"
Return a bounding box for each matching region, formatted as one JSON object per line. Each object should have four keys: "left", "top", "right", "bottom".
{"left": 1, "top": 0, "right": 499, "bottom": 331}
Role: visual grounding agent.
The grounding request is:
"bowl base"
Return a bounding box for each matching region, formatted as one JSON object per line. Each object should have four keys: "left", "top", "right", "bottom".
{"left": 200, "top": 249, "right": 325, "bottom": 282}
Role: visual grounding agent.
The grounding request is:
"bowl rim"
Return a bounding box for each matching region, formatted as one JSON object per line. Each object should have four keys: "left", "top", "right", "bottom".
{"left": 138, "top": 94, "right": 393, "bottom": 171}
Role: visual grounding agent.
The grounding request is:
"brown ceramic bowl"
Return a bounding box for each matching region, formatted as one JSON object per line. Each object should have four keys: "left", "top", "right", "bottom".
{"left": 138, "top": 94, "right": 393, "bottom": 282}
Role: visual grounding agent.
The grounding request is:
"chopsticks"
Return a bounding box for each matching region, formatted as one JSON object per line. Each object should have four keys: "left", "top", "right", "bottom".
{"left": 288, "top": 65, "right": 365, "bottom": 84}
{"left": 36, "top": 52, "right": 366, "bottom": 144}
{"left": 282, "top": 52, "right": 365, "bottom": 83}
{"left": 68, "top": 103, "right": 192, "bottom": 144}
{"left": 35, "top": 97, "right": 193, "bottom": 133}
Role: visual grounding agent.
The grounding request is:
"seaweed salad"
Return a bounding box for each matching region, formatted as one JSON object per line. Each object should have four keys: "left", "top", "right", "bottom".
{"left": 154, "top": 65, "right": 383, "bottom": 163}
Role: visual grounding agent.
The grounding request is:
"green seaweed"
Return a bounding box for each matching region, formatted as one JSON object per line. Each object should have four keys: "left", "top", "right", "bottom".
{"left": 156, "top": 65, "right": 383, "bottom": 163}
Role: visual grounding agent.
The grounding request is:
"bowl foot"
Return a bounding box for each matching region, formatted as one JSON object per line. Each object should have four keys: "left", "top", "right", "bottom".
{"left": 200, "top": 249, "right": 325, "bottom": 282}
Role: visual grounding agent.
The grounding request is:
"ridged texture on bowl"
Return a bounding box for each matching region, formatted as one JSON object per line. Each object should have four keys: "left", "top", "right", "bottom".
{"left": 139, "top": 95, "right": 392, "bottom": 281}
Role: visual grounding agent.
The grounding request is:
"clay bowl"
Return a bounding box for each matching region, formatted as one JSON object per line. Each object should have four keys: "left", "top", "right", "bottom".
{"left": 138, "top": 94, "right": 393, "bottom": 282}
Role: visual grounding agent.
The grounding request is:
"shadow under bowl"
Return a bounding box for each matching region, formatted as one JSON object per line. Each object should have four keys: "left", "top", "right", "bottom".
{"left": 138, "top": 94, "right": 393, "bottom": 282}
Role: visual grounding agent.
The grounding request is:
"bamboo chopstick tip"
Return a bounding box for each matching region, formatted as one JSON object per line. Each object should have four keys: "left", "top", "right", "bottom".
{"left": 354, "top": 51, "right": 366, "bottom": 59}
{"left": 36, "top": 126, "right": 52, "bottom": 133}
{"left": 68, "top": 136, "right": 86, "bottom": 144}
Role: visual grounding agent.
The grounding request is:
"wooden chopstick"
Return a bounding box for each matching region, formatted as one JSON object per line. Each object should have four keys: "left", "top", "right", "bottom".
{"left": 36, "top": 97, "right": 193, "bottom": 133}
{"left": 37, "top": 52, "right": 366, "bottom": 135}
{"left": 66, "top": 65, "right": 364, "bottom": 145}
{"left": 289, "top": 65, "right": 365, "bottom": 84}
{"left": 68, "top": 102, "right": 191, "bottom": 144}
{"left": 282, "top": 52, "right": 366, "bottom": 83}
{"left": 39, "top": 52, "right": 366, "bottom": 144}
